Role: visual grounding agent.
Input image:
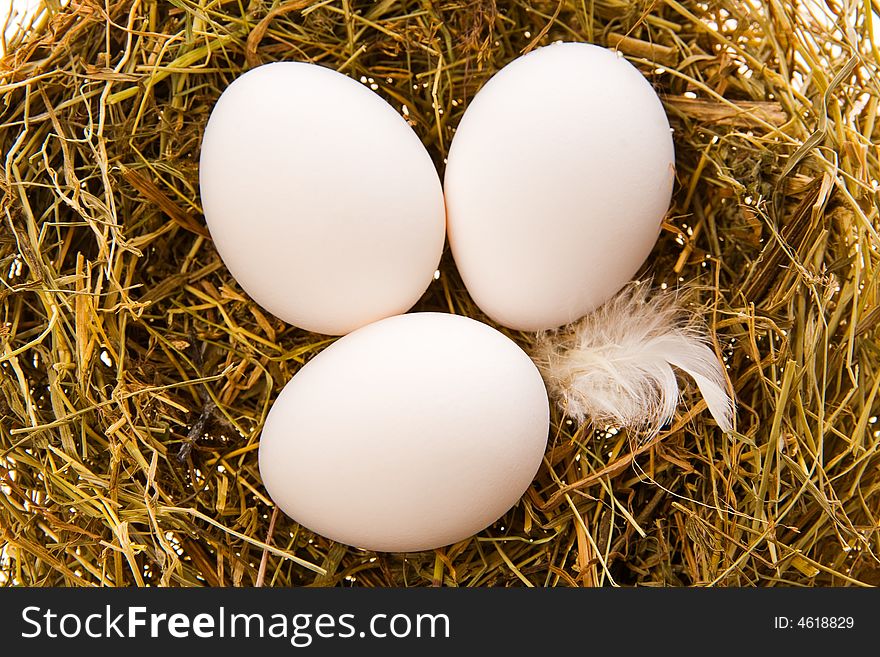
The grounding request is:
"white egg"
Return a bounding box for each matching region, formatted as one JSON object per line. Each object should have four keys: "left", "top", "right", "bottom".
{"left": 444, "top": 43, "right": 675, "bottom": 331}
{"left": 258, "top": 313, "right": 550, "bottom": 552}
{"left": 199, "top": 62, "right": 446, "bottom": 336}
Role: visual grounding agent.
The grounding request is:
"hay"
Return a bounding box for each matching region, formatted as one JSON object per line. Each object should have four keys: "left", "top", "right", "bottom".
{"left": 1, "top": 0, "right": 879, "bottom": 587}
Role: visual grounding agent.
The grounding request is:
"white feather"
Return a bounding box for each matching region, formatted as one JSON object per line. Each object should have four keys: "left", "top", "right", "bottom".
{"left": 531, "top": 282, "right": 735, "bottom": 438}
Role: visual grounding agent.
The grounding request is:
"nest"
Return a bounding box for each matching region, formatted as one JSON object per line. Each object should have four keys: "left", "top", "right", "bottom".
{"left": 1, "top": 0, "right": 879, "bottom": 587}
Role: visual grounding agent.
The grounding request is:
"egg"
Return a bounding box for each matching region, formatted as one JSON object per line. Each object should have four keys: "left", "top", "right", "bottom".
{"left": 444, "top": 43, "right": 675, "bottom": 331}
{"left": 258, "top": 312, "right": 550, "bottom": 552}
{"left": 199, "top": 62, "right": 446, "bottom": 336}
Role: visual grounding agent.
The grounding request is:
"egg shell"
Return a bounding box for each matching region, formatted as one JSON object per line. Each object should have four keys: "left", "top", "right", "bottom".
{"left": 444, "top": 42, "right": 675, "bottom": 332}
{"left": 258, "top": 312, "right": 550, "bottom": 552}
{"left": 199, "top": 62, "right": 446, "bottom": 336}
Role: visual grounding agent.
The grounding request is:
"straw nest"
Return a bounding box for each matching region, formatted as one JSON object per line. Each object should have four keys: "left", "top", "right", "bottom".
{"left": 2, "top": 0, "right": 879, "bottom": 587}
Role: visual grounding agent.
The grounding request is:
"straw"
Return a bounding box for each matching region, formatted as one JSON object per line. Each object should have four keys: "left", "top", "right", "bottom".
{"left": 1, "top": 0, "right": 878, "bottom": 586}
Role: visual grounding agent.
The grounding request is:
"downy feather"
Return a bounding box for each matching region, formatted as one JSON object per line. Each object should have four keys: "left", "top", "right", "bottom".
{"left": 531, "top": 282, "right": 734, "bottom": 438}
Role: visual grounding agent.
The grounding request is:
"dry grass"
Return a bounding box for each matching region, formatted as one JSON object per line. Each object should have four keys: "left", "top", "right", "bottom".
{"left": 1, "top": 0, "right": 879, "bottom": 587}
